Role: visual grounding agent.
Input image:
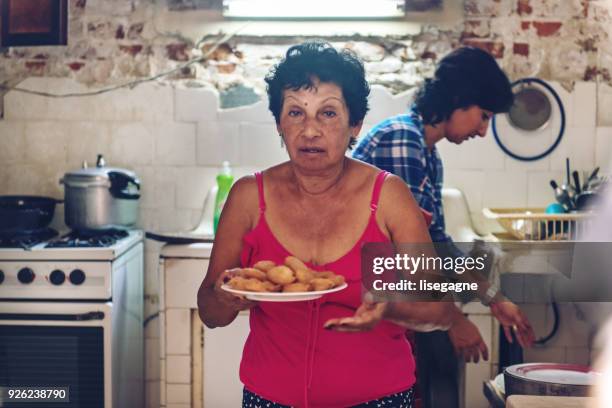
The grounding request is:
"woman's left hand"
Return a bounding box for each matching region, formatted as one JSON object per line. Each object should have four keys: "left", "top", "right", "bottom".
{"left": 490, "top": 300, "right": 535, "bottom": 348}
{"left": 324, "top": 296, "right": 387, "bottom": 332}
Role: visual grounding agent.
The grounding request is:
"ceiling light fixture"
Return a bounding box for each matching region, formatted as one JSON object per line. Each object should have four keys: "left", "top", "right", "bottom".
{"left": 223, "top": 0, "right": 405, "bottom": 19}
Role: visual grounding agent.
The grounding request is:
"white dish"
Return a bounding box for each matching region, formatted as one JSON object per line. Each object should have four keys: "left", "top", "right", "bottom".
{"left": 221, "top": 283, "right": 348, "bottom": 302}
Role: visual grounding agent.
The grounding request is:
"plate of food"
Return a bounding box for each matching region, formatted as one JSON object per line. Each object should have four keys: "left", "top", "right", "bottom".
{"left": 220, "top": 257, "right": 348, "bottom": 302}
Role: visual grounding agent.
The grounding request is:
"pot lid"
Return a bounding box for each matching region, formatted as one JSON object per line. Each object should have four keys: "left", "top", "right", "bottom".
{"left": 64, "top": 166, "right": 137, "bottom": 181}
{"left": 62, "top": 155, "right": 138, "bottom": 184}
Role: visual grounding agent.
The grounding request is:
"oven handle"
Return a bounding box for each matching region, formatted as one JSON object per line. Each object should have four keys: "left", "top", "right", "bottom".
{"left": 0, "top": 311, "right": 105, "bottom": 321}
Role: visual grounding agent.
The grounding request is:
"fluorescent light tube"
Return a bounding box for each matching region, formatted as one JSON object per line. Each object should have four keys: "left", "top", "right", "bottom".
{"left": 223, "top": 0, "right": 405, "bottom": 18}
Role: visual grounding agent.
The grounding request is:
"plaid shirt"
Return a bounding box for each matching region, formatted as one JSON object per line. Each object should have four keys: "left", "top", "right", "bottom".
{"left": 352, "top": 109, "right": 451, "bottom": 244}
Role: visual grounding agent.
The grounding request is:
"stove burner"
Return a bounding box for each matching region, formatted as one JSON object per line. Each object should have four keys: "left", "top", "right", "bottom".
{"left": 45, "top": 229, "right": 130, "bottom": 248}
{"left": 0, "top": 228, "right": 58, "bottom": 249}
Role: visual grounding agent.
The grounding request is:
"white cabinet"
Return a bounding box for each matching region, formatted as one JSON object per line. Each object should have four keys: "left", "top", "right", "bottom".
{"left": 203, "top": 313, "right": 250, "bottom": 407}
{"left": 160, "top": 243, "right": 212, "bottom": 408}
{"left": 160, "top": 243, "right": 251, "bottom": 408}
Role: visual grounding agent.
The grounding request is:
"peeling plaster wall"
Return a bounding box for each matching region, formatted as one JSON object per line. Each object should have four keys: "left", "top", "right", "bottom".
{"left": 1, "top": 0, "right": 611, "bottom": 101}
{"left": 464, "top": 0, "right": 612, "bottom": 85}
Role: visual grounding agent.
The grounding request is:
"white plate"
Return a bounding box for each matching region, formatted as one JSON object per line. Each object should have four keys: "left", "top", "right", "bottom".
{"left": 221, "top": 283, "right": 348, "bottom": 302}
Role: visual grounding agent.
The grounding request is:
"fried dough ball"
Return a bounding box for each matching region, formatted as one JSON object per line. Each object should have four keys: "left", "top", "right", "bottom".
{"left": 238, "top": 268, "right": 267, "bottom": 281}
{"left": 317, "top": 271, "right": 345, "bottom": 286}
{"left": 227, "top": 276, "right": 248, "bottom": 290}
{"left": 267, "top": 265, "right": 295, "bottom": 285}
{"left": 285, "top": 256, "right": 308, "bottom": 272}
{"left": 310, "top": 278, "right": 335, "bottom": 291}
{"left": 225, "top": 262, "right": 345, "bottom": 293}
{"left": 253, "top": 260, "right": 276, "bottom": 272}
{"left": 295, "top": 268, "right": 315, "bottom": 284}
{"left": 282, "top": 282, "right": 312, "bottom": 293}
{"left": 262, "top": 280, "right": 282, "bottom": 292}
{"left": 243, "top": 278, "right": 267, "bottom": 292}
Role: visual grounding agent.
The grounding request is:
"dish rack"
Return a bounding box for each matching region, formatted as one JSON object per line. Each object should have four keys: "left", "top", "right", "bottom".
{"left": 483, "top": 208, "right": 594, "bottom": 241}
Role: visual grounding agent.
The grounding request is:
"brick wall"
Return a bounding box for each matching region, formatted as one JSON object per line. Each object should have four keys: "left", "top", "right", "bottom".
{"left": 1, "top": 0, "right": 611, "bottom": 106}
{"left": 462, "top": 0, "right": 612, "bottom": 85}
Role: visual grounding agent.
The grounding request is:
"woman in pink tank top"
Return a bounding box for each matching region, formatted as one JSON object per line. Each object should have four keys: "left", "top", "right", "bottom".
{"left": 197, "top": 41, "right": 454, "bottom": 408}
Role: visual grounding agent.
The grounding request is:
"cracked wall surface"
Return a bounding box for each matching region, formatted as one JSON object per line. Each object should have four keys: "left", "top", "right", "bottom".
{"left": 1, "top": 0, "right": 611, "bottom": 106}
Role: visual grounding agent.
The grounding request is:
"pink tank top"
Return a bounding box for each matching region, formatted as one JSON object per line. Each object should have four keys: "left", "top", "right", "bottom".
{"left": 239, "top": 170, "right": 416, "bottom": 408}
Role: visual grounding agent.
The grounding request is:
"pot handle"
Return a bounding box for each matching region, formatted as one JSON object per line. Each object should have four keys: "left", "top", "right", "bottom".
{"left": 108, "top": 171, "right": 141, "bottom": 200}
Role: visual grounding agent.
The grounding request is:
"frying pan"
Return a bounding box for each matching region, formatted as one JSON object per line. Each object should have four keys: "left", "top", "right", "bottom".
{"left": 0, "top": 195, "right": 63, "bottom": 236}
{"left": 492, "top": 77, "right": 566, "bottom": 162}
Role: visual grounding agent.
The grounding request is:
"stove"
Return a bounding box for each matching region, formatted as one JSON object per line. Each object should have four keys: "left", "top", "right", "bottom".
{"left": 0, "top": 229, "right": 143, "bottom": 262}
{"left": 44, "top": 229, "right": 130, "bottom": 249}
{"left": 0, "top": 229, "right": 144, "bottom": 408}
{"left": 0, "top": 228, "right": 58, "bottom": 249}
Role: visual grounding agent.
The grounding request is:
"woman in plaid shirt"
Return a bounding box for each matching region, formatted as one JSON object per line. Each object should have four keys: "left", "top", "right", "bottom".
{"left": 353, "top": 46, "right": 535, "bottom": 408}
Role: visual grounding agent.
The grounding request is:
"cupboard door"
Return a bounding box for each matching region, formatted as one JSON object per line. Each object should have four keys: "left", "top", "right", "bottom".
{"left": 1, "top": 0, "right": 67, "bottom": 46}
{"left": 203, "top": 313, "right": 249, "bottom": 407}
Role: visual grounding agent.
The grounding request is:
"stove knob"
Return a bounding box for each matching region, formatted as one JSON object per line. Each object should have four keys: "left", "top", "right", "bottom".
{"left": 17, "top": 267, "right": 35, "bottom": 284}
{"left": 69, "top": 269, "right": 86, "bottom": 285}
{"left": 0, "top": 270, "right": 4, "bottom": 284}
{"left": 49, "top": 270, "right": 66, "bottom": 285}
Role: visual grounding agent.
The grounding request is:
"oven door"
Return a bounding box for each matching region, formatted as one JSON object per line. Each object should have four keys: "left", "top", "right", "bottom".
{"left": 0, "top": 302, "right": 111, "bottom": 408}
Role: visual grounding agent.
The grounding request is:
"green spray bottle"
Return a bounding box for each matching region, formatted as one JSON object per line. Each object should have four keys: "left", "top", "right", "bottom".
{"left": 213, "top": 161, "right": 234, "bottom": 235}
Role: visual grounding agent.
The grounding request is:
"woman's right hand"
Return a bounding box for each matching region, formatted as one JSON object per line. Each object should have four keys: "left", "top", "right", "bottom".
{"left": 448, "top": 314, "right": 489, "bottom": 363}
{"left": 213, "top": 269, "right": 257, "bottom": 312}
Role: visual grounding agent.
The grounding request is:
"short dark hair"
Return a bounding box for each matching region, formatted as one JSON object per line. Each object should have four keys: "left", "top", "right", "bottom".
{"left": 413, "top": 46, "right": 514, "bottom": 125}
{"left": 265, "top": 41, "right": 370, "bottom": 149}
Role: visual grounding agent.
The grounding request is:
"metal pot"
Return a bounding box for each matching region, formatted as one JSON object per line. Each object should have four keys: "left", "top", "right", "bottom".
{"left": 61, "top": 155, "right": 140, "bottom": 231}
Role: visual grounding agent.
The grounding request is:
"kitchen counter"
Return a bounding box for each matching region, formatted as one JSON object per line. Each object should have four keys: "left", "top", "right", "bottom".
{"left": 506, "top": 395, "right": 593, "bottom": 408}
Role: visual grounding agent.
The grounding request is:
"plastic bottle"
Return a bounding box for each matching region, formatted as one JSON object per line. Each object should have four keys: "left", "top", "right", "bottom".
{"left": 213, "top": 161, "right": 234, "bottom": 234}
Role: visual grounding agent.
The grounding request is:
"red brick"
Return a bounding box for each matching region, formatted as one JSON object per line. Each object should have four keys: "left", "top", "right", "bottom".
{"left": 115, "top": 25, "right": 125, "bottom": 39}
{"left": 584, "top": 66, "right": 598, "bottom": 81}
{"left": 75, "top": 0, "right": 86, "bottom": 8}
{"left": 33, "top": 53, "right": 49, "bottom": 59}
{"left": 68, "top": 62, "right": 85, "bottom": 71}
{"left": 421, "top": 51, "right": 437, "bottom": 60}
{"left": 25, "top": 61, "right": 45, "bottom": 68}
{"left": 166, "top": 43, "right": 190, "bottom": 61}
{"left": 119, "top": 45, "right": 143, "bottom": 56}
{"left": 521, "top": 21, "right": 531, "bottom": 30}
{"left": 25, "top": 61, "right": 46, "bottom": 75}
{"left": 577, "top": 38, "right": 597, "bottom": 52}
{"left": 517, "top": 0, "right": 532, "bottom": 15}
{"left": 462, "top": 40, "right": 505, "bottom": 59}
{"left": 533, "top": 21, "right": 562, "bottom": 37}
{"left": 513, "top": 43, "right": 529, "bottom": 56}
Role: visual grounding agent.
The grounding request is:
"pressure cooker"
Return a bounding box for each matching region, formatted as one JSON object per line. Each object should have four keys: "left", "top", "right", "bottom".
{"left": 60, "top": 155, "right": 140, "bottom": 231}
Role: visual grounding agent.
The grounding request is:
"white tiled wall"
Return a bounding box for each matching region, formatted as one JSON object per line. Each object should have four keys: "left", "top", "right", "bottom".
{"left": 2, "top": 77, "right": 612, "bottom": 408}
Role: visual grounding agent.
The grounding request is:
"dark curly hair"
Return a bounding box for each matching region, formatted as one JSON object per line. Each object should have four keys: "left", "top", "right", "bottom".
{"left": 414, "top": 46, "right": 514, "bottom": 125}
{"left": 265, "top": 41, "right": 370, "bottom": 149}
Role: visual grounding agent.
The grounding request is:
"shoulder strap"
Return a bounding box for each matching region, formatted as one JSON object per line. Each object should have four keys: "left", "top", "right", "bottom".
{"left": 370, "top": 171, "right": 389, "bottom": 212}
{"left": 254, "top": 172, "right": 266, "bottom": 213}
